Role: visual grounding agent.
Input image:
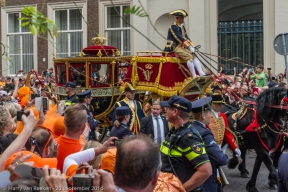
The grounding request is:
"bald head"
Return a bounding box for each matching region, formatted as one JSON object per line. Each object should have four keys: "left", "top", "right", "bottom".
{"left": 114, "top": 134, "right": 160, "bottom": 190}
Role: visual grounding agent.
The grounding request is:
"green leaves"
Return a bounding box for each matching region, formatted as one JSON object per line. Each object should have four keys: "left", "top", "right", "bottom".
{"left": 19, "top": 6, "right": 59, "bottom": 39}
{"left": 124, "top": 5, "right": 149, "bottom": 17}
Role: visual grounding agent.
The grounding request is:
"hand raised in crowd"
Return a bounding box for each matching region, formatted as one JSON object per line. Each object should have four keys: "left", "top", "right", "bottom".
{"left": 92, "top": 169, "right": 117, "bottom": 192}
{"left": 22, "top": 109, "right": 37, "bottom": 131}
{"left": 99, "top": 137, "right": 118, "bottom": 153}
{"left": 42, "top": 165, "right": 68, "bottom": 192}
{"left": 26, "top": 99, "right": 35, "bottom": 108}
{"left": 13, "top": 77, "right": 19, "bottom": 85}
{"left": 7, "top": 152, "right": 33, "bottom": 182}
{"left": 52, "top": 141, "right": 59, "bottom": 158}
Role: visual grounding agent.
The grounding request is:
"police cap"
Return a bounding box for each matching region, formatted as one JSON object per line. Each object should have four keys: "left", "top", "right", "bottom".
{"left": 77, "top": 90, "right": 92, "bottom": 99}
{"left": 116, "top": 106, "right": 130, "bottom": 116}
{"left": 65, "top": 82, "right": 76, "bottom": 89}
{"left": 191, "top": 97, "right": 212, "bottom": 113}
{"left": 160, "top": 95, "right": 192, "bottom": 113}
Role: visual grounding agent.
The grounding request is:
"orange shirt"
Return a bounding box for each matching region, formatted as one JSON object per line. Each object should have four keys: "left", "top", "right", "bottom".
{"left": 55, "top": 135, "right": 82, "bottom": 172}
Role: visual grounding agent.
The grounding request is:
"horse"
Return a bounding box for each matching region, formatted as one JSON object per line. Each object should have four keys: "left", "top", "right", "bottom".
{"left": 221, "top": 96, "right": 256, "bottom": 178}
{"left": 224, "top": 88, "right": 288, "bottom": 192}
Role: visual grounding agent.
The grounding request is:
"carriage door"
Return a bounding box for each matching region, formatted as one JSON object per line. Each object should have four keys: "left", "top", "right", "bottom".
{"left": 218, "top": 0, "right": 263, "bottom": 75}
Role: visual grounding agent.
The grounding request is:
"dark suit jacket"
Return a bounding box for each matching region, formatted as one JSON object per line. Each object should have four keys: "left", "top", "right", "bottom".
{"left": 140, "top": 115, "right": 169, "bottom": 139}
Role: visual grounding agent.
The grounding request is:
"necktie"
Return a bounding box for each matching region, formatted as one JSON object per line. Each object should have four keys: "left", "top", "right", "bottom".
{"left": 155, "top": 117, "right": 161, "bottom": 145}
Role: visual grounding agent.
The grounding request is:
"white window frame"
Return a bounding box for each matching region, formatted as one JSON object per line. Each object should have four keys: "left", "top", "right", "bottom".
{"left": 47, "top": 1, "right": 87, "bottom": 67}
{"left": 1, "top": 5, "right": 38, "bottom": 76}
{"left": 99, "top": 0, "right": 130, "bottom": 55}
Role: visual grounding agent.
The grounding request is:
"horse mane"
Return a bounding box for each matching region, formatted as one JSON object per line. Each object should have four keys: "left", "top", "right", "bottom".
{"left": 256, "top": 87, "right": 287, "bottom": 122}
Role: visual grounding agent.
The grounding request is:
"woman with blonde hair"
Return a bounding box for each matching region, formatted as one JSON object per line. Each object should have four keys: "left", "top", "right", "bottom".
{"left": 110, "top": 106, "right": 133, "bottom": 139}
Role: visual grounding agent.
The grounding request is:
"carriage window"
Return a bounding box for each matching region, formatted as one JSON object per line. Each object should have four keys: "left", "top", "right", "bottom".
{"left": 56, "top": 65, "right": 66, "bottom": 85}
{"left": 70, "top": 65, "right": 85, "bottom": 87}
{"left": 91, "top": 64, "right": 110, "bottom": 86}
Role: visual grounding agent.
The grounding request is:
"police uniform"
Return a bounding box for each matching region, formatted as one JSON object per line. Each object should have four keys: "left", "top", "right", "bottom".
{"left": 64, "top": 82, "right": 78, "bottom": 106}
{"left": 112, "top": 83, "right": 145, "bottom": 135}
{"left": 77, "top": 90, "right": 98, "bottom": 140}
{"left": 191, "top": 97, "right": 228, "bottom": 192}
{"left": 110, "top": 106, "right": 133, "bottom": 139}
{"left": 163, "top": 9, "right": 206, "bottom": 77}
{"left": 159, "top": 95, "right": 210, "bottom": 190}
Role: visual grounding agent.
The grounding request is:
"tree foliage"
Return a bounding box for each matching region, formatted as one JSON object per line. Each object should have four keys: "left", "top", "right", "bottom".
{"left": 124, "top": 5, "right": 149, "bottom": 17}
{"left": 19, "top": 6, "right": 59, "bottom": 39}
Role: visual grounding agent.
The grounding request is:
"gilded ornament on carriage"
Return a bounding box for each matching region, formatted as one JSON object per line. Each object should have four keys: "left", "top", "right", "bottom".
{"left": 92, "top": 34, "right": 106, "bottom": 45}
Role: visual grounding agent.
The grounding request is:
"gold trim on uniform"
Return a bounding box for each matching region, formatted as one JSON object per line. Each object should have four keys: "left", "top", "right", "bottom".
{"left": 209, "top": 115, "right": 226, "bottom": 145}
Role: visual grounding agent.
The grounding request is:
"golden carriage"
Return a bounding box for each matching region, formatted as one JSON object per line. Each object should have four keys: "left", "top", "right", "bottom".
{"left": 53, "top": 35, "right": 212, "bottom": 142}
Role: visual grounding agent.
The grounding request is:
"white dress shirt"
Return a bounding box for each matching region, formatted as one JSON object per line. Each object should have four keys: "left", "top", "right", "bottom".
{"left": 152, "top": 115, "right": 165, "bottom": 144}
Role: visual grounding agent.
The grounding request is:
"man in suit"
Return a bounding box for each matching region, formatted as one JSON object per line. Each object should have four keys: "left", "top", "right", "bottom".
{"left": 140, "top": 101, "right": 169, "bottom": 145}
{"left": 112, "top": 82, "right": 145, "bottom": 134}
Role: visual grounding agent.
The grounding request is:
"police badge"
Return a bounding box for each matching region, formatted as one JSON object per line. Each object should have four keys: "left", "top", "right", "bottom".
{"left": 191, "top": 142, "right": 203, "bottom": 154}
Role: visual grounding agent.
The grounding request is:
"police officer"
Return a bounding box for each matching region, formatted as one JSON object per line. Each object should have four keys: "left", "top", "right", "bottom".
{"left": 191, "top": 97, "right": 228, "bottom": 192}
{"left": 77, "top": 90, "right": 98, "bottom": 140}
{"left": 110, "top": 106, "right": 133, "bottom": 139}
{"left": 159, "top": 95, "right": 212, "bottom": 192}
{"left": 64, "top": 82, "right": 78, "bottom": 106}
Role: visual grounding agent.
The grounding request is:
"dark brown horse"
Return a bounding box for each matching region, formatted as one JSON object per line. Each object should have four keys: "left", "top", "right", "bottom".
{"left": 224, "top": 88, "right": 288, "bottom": 192}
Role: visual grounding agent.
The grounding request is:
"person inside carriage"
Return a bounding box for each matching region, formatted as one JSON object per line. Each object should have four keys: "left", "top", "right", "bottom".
{"left": 163, "top": 9, "right": 207, "bottom": 78}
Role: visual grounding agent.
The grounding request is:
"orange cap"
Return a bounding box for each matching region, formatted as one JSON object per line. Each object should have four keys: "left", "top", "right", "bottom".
{"left": 5, "top": 151, "right": 57, "bottom": 169}
{"left": 52, "top": 116, "right": 65, "bottom": 138}
{"left": 99, "top": 148, "right": 117, "bottom": 174}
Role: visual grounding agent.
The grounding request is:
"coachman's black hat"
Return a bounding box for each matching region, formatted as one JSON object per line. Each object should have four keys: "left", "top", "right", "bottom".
{"left": 169, "top": 9, "right": 188, "bottom": 17}
{"left": 191, "top": 97, "right": 212, "bottom": 113}
{"left": 211, "top": 93, "right": 225, "bottom": 104}
{"left": 160, "top": 95, "right": 192, "bottom": 113}
{"left": 124, "top": 82, "right": 136, "bottom": 92}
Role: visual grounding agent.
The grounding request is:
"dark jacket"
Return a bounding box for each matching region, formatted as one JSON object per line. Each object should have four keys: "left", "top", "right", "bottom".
{"left": 110, "top": 122, "right": 133, "bottom": 139}
{"left": 192, "top": 121, "right": 228, "bottom": 192}
{"left": 140, "top": 115, "right": 169, "bottom": 140}
{"left": 82, "top": 104, "right": 98, "bottom": 141}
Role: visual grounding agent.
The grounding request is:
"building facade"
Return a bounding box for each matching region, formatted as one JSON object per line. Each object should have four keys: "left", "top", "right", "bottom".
{"left": 1, "top": 0, "right": 288, "bottom": 76}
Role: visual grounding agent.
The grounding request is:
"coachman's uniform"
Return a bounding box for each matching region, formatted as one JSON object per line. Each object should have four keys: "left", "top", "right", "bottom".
{"left": 209, "top": 111, "right": 237, "bottom": 150}
{"left": 208, "top": 93, "right": 238, "bottom": 151}
{"left": 163, "top": 9, "right": 206, "bottom": 77}
{"left": 112, "top": 83, "right": 144, "bottom": 134}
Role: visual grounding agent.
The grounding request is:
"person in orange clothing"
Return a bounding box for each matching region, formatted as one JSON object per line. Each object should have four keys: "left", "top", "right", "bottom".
{"left": 55, "top": 103, "right": 88, "bottom": 172}
{"left": 208, "top": 93, "right": 241, "bottom": 157}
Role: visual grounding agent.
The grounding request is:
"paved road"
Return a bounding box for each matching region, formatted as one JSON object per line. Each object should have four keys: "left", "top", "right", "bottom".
{"left": 222, "top": 150, "right": 277, "bottom": 192}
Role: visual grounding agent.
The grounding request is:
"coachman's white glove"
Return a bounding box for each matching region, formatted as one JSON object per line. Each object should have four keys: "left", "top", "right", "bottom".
{"left": 189, "top": 46, "right": 195, "bottom": 53}
{"left": 235, "top": 148, "right": 241, "bottom": 157}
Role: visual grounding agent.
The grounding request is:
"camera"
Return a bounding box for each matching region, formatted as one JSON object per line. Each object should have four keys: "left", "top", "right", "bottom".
{"left": 42, "top": 97, "right": 49, "bottom": 111}
{"left": 31, "top": 93, "right": 40, "bottom": 100}
{"left": 267, "top": 68, "right": 271, "bottom": 71}
{"left": 16, "top": 110, "right": 30, "bottom": 121}
{"left": 248, "top": 68, "right": 253, "bottom": 73}
{"left": 73, "top": 174, "right": 94, "bottom": 192}
{"left": 113, "top": 139, "right": 122, "bottom": 147}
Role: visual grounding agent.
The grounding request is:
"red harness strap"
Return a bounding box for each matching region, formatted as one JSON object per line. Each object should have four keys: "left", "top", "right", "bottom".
{"left": 255, "top": 129, "right": 283, "bottom": 153}
{"left": 245, "top": 110, "right": 259, "bottom": 132}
